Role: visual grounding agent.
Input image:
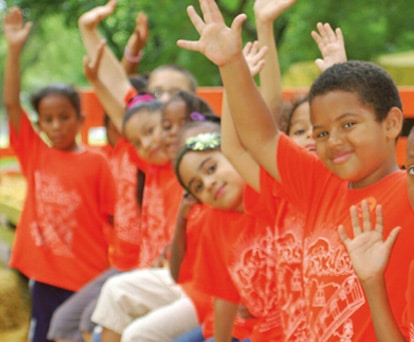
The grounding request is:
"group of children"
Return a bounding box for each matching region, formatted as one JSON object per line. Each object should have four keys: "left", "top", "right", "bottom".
{"left": 2, "top": 0, "right": 414, "bottom": 341}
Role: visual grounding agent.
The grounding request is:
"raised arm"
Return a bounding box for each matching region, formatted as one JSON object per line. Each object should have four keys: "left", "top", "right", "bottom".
{"left": 221, "top": 41, "right": 267, "bottom": 191}
{"left": 177, "top": 0, "right": 281, "bottom": 181}
{"left": 338, "top": 200, "right": 404, "bottom": 342}
{"left": 83, "top": 40, "right": 125, "bottom": 132}
{"left": 311, "top": 22, "right": 347, "bottom": 73}
{"left": 78, "top": 0, "right": 131, "bottom": 102}
{"left": 3, "top": 7, "right": 32, "bottom": 133}
{"left": 121, "top": 11, "right": 149, "bottom": 75}
{"left": 254, "top": 0, "right": 295, "bottom": 117}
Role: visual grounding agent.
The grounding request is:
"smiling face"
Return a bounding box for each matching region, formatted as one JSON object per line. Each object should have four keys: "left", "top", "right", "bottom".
{"left": 288, "top": 101, "right": 316, "bottom": 152}
{"left": 310, "top": 90, "right": 397, "bottom": 188}
{"left": 123, "top": 109, "right": 169, "bottom": 165}
{"left": 37, "top": 94, "right": 83, "bottom": 151}
{"left": 177, "top": 149, "right": 245, "bottom": 211}
{"left": 161, "top": 99, "right": 188, "bottom": 160}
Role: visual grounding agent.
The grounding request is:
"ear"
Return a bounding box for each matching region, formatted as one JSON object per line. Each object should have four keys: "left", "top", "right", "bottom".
{"left": 384, "top": 106, "right": 404, "bottom": 141}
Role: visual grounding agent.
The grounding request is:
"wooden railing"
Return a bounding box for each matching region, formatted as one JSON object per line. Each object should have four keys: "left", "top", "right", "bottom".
{"left": 1, "top": 86, "right": 413, "bottom": 169}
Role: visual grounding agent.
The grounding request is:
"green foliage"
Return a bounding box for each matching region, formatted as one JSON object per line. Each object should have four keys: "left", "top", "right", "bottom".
{"left": 1, "top": 0, "right": 414, "bottom": 89}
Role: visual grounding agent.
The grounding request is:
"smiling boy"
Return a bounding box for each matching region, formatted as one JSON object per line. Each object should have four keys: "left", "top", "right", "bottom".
{"left": 177, "top": 0, "right": 414, "bottom": 340}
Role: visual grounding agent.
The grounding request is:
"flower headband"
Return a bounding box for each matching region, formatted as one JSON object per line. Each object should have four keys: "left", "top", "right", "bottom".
{"left": 174, "top": 131, "right": 221, "bottom": 192}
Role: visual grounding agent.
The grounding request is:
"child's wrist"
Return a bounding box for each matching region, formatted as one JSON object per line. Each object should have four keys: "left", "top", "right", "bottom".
{"left": 124, "top": 46, "right": 143, "bottom": 63}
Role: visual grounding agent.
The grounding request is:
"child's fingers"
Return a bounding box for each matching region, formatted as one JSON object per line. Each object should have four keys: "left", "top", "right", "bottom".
{"left": 186, "top": 5, "right": 205, "bottom": 34}
{"left": 322, "top": 23, "right": 335, "bottom": 42}
{"left": 384, "top": 226, "right": 401, "bottom": 251}
{"left": 350, "top": 205, "right": 362, "bottom": 236}
{"left": 335, "top": 28, "right": 344, "bottom": 45}
{"left": 338, "top": 225, "right": 349, "bottom": 244}
{"left": 201, "top": 0, "right": 225, "bottom": 24}
{"left": 374, "top": 204, "right": 384, "bottom": 236}
{"left": 177, "top": 39, "right": 200, "bottom": 52}
{"left": 242, "top": 41, "right": 253, "bottom": 55}
{"left": 360, "top": 200, "right": 371, "bottom": 232}
{"left": 230, "top": 13, "right": 248, "bottom": 36}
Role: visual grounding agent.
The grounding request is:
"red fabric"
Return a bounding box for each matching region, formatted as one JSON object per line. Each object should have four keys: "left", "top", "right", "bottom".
{"left": 275, "top": 132, "right": 414, "bottom": 341}
{"left": 202, "top": 310, "right": 257, "bottom": 340}
{"left": 402, "top": 261, "right": 414, "bottom": 340}
{"left": 123, "top": 87, "right": 138, "bottom": 105}
{"left": 178, "top": 204, "right": 214, "bottom": 323}
{"left": 89, "top": 139, "right": 142, "bottom": 271}
{"left": 9, "top": 112, "right": 116, "bottom": 291}
{"left": 136, "top": 160, "right": 182, "bottom": 267}
{"left": 115, "top": 88, "right": 182, "bottom": 269}
{"left": 256, "top": 167, "right": 308, "bottom": 340}
{"left": 193, "top": 200, "right": 284, "bottom": 341}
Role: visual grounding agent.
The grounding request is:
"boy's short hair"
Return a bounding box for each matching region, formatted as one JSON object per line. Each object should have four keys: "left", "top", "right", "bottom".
{"left": 309, "top": 60, "right": 402, "bottom": 122}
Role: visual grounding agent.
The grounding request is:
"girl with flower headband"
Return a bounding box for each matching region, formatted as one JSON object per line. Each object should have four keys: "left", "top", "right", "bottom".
{"left": 174, "top": 1, "right": 350, "bottom": 341}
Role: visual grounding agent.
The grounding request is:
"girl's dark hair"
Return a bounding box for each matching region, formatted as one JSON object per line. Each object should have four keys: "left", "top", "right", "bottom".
{"left": 285, "top": 95, "right": 309, "bottom": 134}
{"left": 122, "top": 97, "right": 163, "bottom": 133}
{"left": 165, "top": 90, "right": 220, "bottom": 124}
{"left": 30, "top": 83, "right": 81, "bottom": 117}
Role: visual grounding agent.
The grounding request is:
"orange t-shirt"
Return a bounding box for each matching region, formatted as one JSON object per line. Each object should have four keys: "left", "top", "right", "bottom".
{"left": 402, "top": 261, "right": 414, "bottom": 340}
{"left": 178, "top": 204, "right": 214, "bottom": 323}
{"left": 123, "top": 87, "right": 183, "bottom": 267}
{"left": 90, "top": 138, "right": 142, "bottom": 271}
{"left": 256, "top": 166, "right": 308, "bottom": 340}
{"left": 129, "top": 145, "right": 182, "bottom": 268}
{"left": 9, "top": 113, "right": 116, "bottom": 291}
{"left": 193, "top": 200, "right": 284, "bottom": 341}
{"left": 276, "top": 132, "right": 414, "bottom": 341}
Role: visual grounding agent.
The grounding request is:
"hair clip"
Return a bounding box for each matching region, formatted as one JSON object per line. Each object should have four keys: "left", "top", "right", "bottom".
{"left": 127, "top": 94, "right": 155, "bottom": 109}
{"left": 190, "top": 112, "right": 206, "bottom": 122}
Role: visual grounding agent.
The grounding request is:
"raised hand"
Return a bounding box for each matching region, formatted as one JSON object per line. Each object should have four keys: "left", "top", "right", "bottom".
{"left": 129, "top": 11, "right": 149, "bottom": 53}
{"left": 177, "top": 0, "right": 247, "bottom": 67}
{"left": 311, "top": 22, "right": 347, "bottom": 73}
{"left": 83, "top": 40, "right": 106, "bottom": 84}
{"left": 243, "top": 41, "right": 267, "bottom": 77}
{"left": 254, "top": 0, "right": 296, "bottom": 23}
{"left": 338, "top": 200, "right": 401, "bottom": 284}
{"left": 3, "top": 7, "right": 32, "bottom": 50}
{"left": 78, "top": 0, "right": 117, "bottom": 30}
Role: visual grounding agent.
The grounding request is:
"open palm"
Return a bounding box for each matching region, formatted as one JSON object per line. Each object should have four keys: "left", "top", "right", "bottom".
{"left": 338, "top": 201, "right": 400, "bottom": 283}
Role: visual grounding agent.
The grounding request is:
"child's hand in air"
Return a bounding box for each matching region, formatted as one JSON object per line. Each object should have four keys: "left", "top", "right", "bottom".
{"left": 177, "top": 0, "right": 247, "bottom": 67}
{"left": 254, "top": 0, "right": 295, "bottom": 24}
{"left": 311, "top": 22, "right": 347, "bottom": 73}
{"left": 243, "top": 41, "right": 267, "bottom": 77}
{"left": 83, "top": 40, "right": 106, "bottom": 84}
{"left": 338, "top": 200, "right": 401, "bottom": 285}
{"left": 78, "top": 0, "right": 117, "bottom": 30}
{"left": 3, "top": 7, "right": 32, "bottom": 50}
{"left": 126, "top": 12, "right": 149, "bottom": 56}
